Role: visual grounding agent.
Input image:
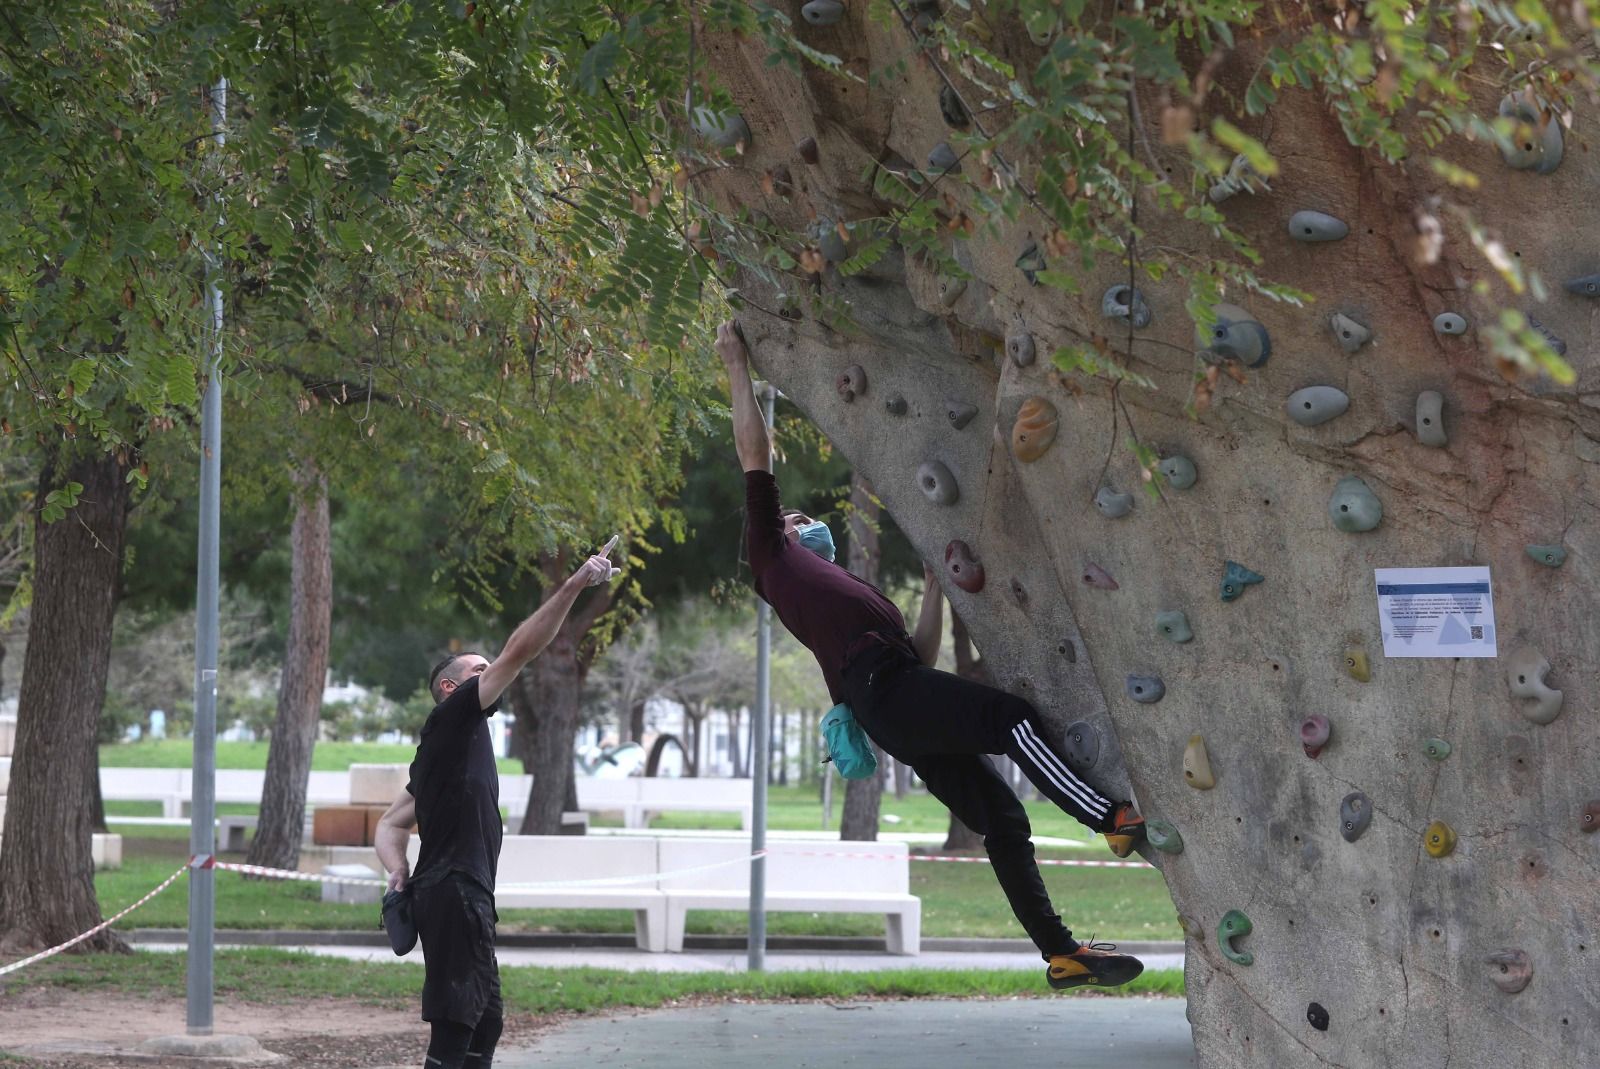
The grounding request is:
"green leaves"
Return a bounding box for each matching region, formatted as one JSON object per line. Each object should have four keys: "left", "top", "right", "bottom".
{"left": 41, "top": 482, "right": 84, "bottom": 525}
{"left": 576, "top": 32, "right": 622, "bottom": 95}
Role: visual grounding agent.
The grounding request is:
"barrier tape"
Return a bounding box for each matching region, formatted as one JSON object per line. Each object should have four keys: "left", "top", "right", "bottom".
{"left": 213, "top": 851, "right": 774, "bottom": 891}
{"left": 0, "top": 862, "right": 188, "bottom": 978}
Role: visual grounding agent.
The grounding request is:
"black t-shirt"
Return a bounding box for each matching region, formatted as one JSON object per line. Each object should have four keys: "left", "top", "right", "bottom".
{"left": 406, "top": 676, "right": 502, "bottom": 894}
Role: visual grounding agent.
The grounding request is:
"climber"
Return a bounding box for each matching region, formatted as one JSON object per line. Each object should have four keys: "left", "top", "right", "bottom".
{"left": 716, "top": 320, "right": 1147, "bottom": 989}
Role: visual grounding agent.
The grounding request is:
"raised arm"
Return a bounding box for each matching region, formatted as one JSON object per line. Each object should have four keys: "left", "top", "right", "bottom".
{"left": 912, "top": 563, "right": 944, "bottom": 667}
{"left": 476, "top": 536, "right": 621, "bottom": 709}
{"left": 375, "top": 789, "right": 416, "bottom": 891}
{"left": 717, "top": 321, "right": 771, "bottom": 474}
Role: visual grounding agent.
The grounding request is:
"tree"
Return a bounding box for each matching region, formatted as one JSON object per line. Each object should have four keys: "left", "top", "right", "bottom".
{"left": 943, "top": 611, "right": 988, "bottom": 854}
{"left": 839, "top": 472, "right": 884, "bottom": 841}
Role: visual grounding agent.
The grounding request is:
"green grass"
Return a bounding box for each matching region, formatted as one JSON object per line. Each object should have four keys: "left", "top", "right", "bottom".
{"left": 98, "top": 739, "right": 523, "bottom": 775}
{"left": 10, "top": 948, "right": 1185, "bottom": 1008}
{"left": 98, "top": 829, "right": 1182, "bottom": 941}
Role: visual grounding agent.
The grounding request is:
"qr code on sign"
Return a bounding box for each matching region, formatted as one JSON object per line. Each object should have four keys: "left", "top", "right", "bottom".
{"left": 1471, "top": 625, "right": 1484, "bottom": 640}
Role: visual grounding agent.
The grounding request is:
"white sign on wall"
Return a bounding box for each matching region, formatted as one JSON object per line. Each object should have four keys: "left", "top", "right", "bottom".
{"left": 1374, "top": 566, "right": 1497, "bottom": 659}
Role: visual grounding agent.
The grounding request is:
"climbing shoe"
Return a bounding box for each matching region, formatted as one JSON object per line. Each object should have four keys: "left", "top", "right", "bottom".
{"left": 1102, "top": 801, "right": 1146, "bottom": 859}
{"left": 1047, "top": 942, "right": 1145, "bottom": 990}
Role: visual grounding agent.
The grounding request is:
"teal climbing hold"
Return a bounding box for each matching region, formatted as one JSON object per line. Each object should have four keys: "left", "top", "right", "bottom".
{"left": 1525, "top": 544, "right": 1566, "bottom": 567}
{"left": 1329, "top": 312, "right": 1372, "bottom": 353}
{"left": 802, "top": 0, "right": 845, "bottom": 26}
{"left": 1155, "top": 610, "right": 1193, "bottom": 643}
{"left": 1328, "top": 475, "right": 1382, "bottom": 533}
{"left": 1287, "top": 386, "right": 1350, "bottom": 427}
{"left": 1016, "top": 242, "right": 1046, "bottom": 285}
{"left": 1220, "top": 561, "right": 1263, "bottom": 602}
{"left": 1218, "top": 910, "right": 1254, "bottom": 966}
{"left": 1095, "top": 487, "right": 1133, "bottom": 518}
{"left": 1125, "top": 674, "right": 1165, "bottom": 704}
{"left": 1198, "top": 303, "right": 1271, "bottom": 367}
{"left": 928, "top": 141, "right": 961, "bottom": 174}
{"left": 1146, "top": 819, "right": 1183, "bottom": 855}
{"left": 1424, "top": 738, "right": 1452, "bottom": 761}
{"left": 1101, "top": 285, "right": 1152, "bottom": 328}
{"left": 1159, "top": 456, "right": 1197, "bottom": 490}
{"left": 1288, "top": 210, "right": 1349, "bottom": 242}
{"left": 687, "top": 91, "right": 752, "bottom": 149}
{"left": 1498, "top": 93, "right": 1563, "bottom": 174}
{"left": 1434, "top": 312, "right": 1468, "bottom": 335}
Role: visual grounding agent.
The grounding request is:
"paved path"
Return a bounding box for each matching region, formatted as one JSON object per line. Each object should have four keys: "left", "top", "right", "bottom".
{"left": 497, "top": 997, "right": 1196, "bottom": 1068}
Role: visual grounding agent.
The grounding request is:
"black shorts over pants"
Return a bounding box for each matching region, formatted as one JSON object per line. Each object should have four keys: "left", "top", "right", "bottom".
{"left": 413, "top": 873, "right": 502, "bottom": 1027}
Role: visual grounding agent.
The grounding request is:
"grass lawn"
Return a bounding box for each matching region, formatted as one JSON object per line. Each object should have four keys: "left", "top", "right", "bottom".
{"left": 99, "top": 828, "right": 1182, "bottom": 941}
{"left": 99, "top": 739, "right": 524, "bottom": 775}
{"left": 11, "top": 948, "right": 1185, "bottom": 1008}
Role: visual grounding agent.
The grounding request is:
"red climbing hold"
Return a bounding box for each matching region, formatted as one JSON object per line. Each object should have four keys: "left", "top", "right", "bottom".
{"left": 944, "top": 540, "right": 985, "bottom": 593}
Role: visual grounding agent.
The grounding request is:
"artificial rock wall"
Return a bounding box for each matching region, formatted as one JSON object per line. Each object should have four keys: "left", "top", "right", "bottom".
{"left": 698, "top": 6, "right": 1598, "bottom": 1068}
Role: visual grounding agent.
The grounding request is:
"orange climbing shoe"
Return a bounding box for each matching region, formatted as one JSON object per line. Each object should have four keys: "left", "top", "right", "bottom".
{"left": 1102, "top": 802, "right": 1146, "bottom": 859}
{"left": 1046, "top": 942, "right": 1145, "bottom": 990}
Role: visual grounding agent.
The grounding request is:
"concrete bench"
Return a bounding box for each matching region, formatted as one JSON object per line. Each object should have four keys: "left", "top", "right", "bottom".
{"left": 657, "top": 838, "right": 920, "bottom": 955}
{"left": 101, "top": 767, "right": 354, "bottom": 818}
{"left": 563, "top": 777, "right": 754, "bottom": 830}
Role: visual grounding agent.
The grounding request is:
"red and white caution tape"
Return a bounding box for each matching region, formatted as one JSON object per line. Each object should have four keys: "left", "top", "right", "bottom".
{"left": 213, "top": 852, "right": 775, "bottom": 891}
{"left": 0, "top": 862, "right": 188, "bottom": 978}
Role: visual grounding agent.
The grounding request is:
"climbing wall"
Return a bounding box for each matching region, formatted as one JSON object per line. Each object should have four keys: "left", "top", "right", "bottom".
{"left": 695, "top": 8, "right": 1597, "bottom": 1068}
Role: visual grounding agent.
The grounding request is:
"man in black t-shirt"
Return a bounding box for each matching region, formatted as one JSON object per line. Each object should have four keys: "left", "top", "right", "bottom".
{"left": 374, "top": 538, "right": 620, "bottom": 1069}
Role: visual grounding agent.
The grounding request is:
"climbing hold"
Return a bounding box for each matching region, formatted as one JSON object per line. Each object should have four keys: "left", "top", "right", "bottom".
{"left": 1286, "top": 386, "right": 1351, "bottom": 427}
{"left": 1209, "top": 154, "right": 1269, "bottom": 203}
{"left": 801, "top": 0, "right": 844, "bottom": 26}
{"left": 1126, "top": 674, "right": 1166, "bottom": 704}
{"left": 813, "top": 217, "right": 849, "bottom": 264}
{"left": 836, "top": 365, "right": 867, "bottom": 402}
{"left": 944, "top": 400, "right": 978, "bottom": 430}
{"left": 1328, "top": 475, "right": 1382, "bottom": 533}
{"left": 1486, "top": 949, "right": 1533, "bottom": 993}
{"left": 1329, "top": 312, "right": 1372, "bottom": 353}
{"left": 1159, "top": 456, "right": 1197, "bottom": 490}
{"left": 908, "top": 0, "right": 938, "bottom": 33}
{"left": 1306, "top": 1003, "right": 1330, "bottom": 1032}
{"left": 916, "top": 461, "right": 957, "bottom": 506}
{"left": 1525, "top": 544, "right": 1566, "bottom": 567}
{"left": 1015, "top": 241, "right": 1046, "bottom": 285}
{"left": 1300, "top": 715, "right": 1331, "bottom": 759}
{"left": 1155, "top": 610, "right": 1193, "bottom": 643}
{"left": 1344, "top": 649, "right": 1370, "bottom": 682}
{"left": 1023, "top": 7, "right": 1057, "bottom": 45}
{"left": 938, "top": 276, "right": 967, "bottom": 308}
{"left": 1009, "top": 577, "right": 1027, "bottom": 604}
{"left": 1288, "top": 210, "right": 1350, "bottom": 242}
{"left": 768, "top": 164, "right": 794, "bottom": 199}
{"left": 939, "top": 85, "right": 970, "bottom": 129}
{"left": 1101, "top": 285, "right": 1153, "bottom": 328}
{"left": 1424, "top": 738, "right": 1452, "bottom": 761}
{"left": 797, "top": 136, "right": 820, "bottom": 165}
{"left": 1217, "top": 910, "right": 1253, "bottom": 966}
{"left": 928, "top": 141, "right": 961, "bottom": 174}
{"left": 1563, "top": 272, "right": 1600, "bottom": 297}
{"left": 1011, "top": 397, "right": 1059, "bottom": 462}
{"left": 1081, "top": 563, "right": 1119, "bottom": 591}
{"left": 1006, "top": 331, "right": 1036, "bottom": 368}
{"left": 687, "top": 93, "right": 752, "bottom": 149}
{"left": 1339, "top": 791, "right": 1372, "bottom": 842}
{"left": 1506, "top": 647, "right": 1563, "bottom": 725}
{"left": 1497, "top": 92, "right": 1563, "bottom": 174}
{"left": 944, "top": 540, "right": 985, "bottom": 593}
{"left": 1145, "top": 818, "right": 1183, "bottom": 854}
{"left": 1416, "top": 391, "right": 1447, "bottom": 448}
{"left": 1095, "top": 486, "right": 1133, "bottom": 518}
{"left": 1220, "top": 560, "right": 1264, "bottom": 602}
{"left": 1424, "top": 821, "right": 1457, "bottom": 858}
{"left": 1528, "top": 315, "right": 1567, "bottom": 356}
{"left": 1058, "top": 639, "right": 1076, "bottom": 663}
{"left": 1433, "top": 312, "right": 1468, "bottom": 335}
{"left": 1198, "top": 303, "right": 1271, "bottom": 367}
{"left": 1580, "top": 800, "right": 1600, "bottom": 833}
{"left": 1063, "top": 721, "right": 1099, "bottom": 774}
{"left": 884, "top": 393, "right": 908, "bottom": 416}
{"left": 1183, "top": 736, "right": 1215, "bottom": 789}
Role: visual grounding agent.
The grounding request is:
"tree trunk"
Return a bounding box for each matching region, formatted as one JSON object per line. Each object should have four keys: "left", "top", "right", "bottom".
{"left": 942, "top": 611, "right": 986, "bottom": 853}
{"left": 0, "top": 449, "right": 131, "bottom": 954}
{"left": 626, "top": 697, "right": 646, "bottom": 745}
{"left": 246, "top": 465, "right": 331, "bottom": 871}
{"left": 776, "top": 709, "right": 788, "bottom": 787}
{"left": 840, "top": 471, "right": 884, "bottom": 841}
{"left": 726, "top": 707, "right": 743, "bottom": 777}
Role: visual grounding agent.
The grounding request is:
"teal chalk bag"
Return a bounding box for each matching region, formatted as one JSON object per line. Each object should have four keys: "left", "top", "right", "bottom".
{"left": 820, "top": 702, "right": 878, "bottom": 780}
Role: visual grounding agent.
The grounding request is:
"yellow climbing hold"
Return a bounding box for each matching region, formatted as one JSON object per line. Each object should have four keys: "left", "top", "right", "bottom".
{"left": 1183, "top": 735, "right": 1215, "bottom": 790}
{"left": 1425, "top": 821, "right": 1457, "bottom": 858}
{"left": 1344, "top": 648, "right": 1369, "bottom": 682}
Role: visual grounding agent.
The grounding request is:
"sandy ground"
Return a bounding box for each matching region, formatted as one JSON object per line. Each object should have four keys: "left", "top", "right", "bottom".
{"left": 0, "top": 989, "right": 550, "bottom": 1067}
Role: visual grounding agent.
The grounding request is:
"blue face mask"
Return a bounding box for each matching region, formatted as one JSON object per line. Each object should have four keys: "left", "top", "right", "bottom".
{"left": 794, "top": 520, "right": 836, "bottom": 562}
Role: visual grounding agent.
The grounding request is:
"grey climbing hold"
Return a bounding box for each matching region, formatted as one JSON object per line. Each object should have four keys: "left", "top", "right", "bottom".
{"left": 938, "top": 276, "right": 967, "bottom": 307}
{"left": 1433, "top": 312, "right": 1468, "bottom": 335}
{"left": 1095, "top": 487, "right": 1133, "bottom": 518}
{"left": 1146, "top": 818, "right": 1183, "bottom": 854}
{"left": 884, "top": 393, "right": 908, "bottom": 416}
{"left": 1062, "top": 721, "right": 1099, "bottom": 774}
{"left": 801, "top": 0, "right": 844, "bottom": 26}
{"left": 1339, "top": 791, "right": 1372, "bottom": 842}
{"left": 944, "top": 400, "right": 978, "bottom": 430}
{"left": 1101, "top": 285, "right": 1152, "bottom": 328}
{"left": 1159, "top": 456, "right": 1197, "bottom": 490}
{"left": 1486, "top": 948, "right": 1533, "bottom": 993}
{"left": 1126, "top": 674, "right": 1166, "bottom": 704}
{"left": 1286, "top": 386, "right": 1350, "bottom": 427}
{"left": 1416, "top": 391, "right": 1447, "bottom": 448}
{"left": 1081, "top": 563, "right": 1119, "bottom": 590}
{"left": 1527, "top": 315, "right": 1567, "bottom": 355}
{"left": 1288, "top": 210, "right": 1350, "bottom": 242}
{"left": 1300, "top": 715, "right": 1331, "bottom": 759}
{"left": 939, "top": 84, "right": 969, "bottom": 129}
{"left": 1016, "top": 241, "right": 1045, "bottom": 285}
{"left": 1525, "top": 543, "right": 1566, "bottom": 568}
{"left": 1328, "top": 475, "right": 1382, "bottom": 533}
{"left": 1156, "top": 610, "right": 1193, "bottom": 643}
{"left": 687, "top": 92, "right": 752, "bottom": 150}
{"left": 1198, "top": 303, "right": 1271, "bottom": 367}
{"left": 1498, "top": 93, "right": 1563, "bottom": 174}
{"left": 1058, "top": 639, "right": 1076, "bottom": 663}
{"left": 1506, "top": 647, "right": 1563, "bottom": 725}
{"left": 814, "top": 218, "right": 849, "bottom": 264}
{"left": 1329, "top": 313, "right": 1372, "bottom": 353}
{"left": 1009, "top": 577, "right": 1027, "bottom": 605}
{"left": 916, "top": 460, "right": 958, "bottom": 506}
{"left": 1220, "top": 560, "right": 1263, "bottom": 602}
{"left": 836, "top": 365, "right": 867, "bottom": 402}
{"left": 1424, "top": 738, "right": 1452, "bottom": 761}
{"left": 928, "top": 141, "right": 961, "bottom": 174}
{"left": 1563, "top": 272, "right": 1600, "bottom": 297}
{"left": 1209, "top": 154, "right": 1269, "bottom": 203}
{"left": 1006, "top": 331, "right": 1036, "bottom": 368}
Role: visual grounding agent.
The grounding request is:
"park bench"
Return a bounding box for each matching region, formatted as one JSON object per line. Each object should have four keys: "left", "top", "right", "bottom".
{"left": 502, "top": 775, "right": 755, "bottom": 830}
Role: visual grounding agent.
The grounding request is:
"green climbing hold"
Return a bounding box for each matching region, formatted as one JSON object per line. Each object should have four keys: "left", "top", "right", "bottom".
{"left": 1146, "top": 818, "right": 1184, "bottom": 855}
{"left": 1155, "top": 610, "right": 1193, "bottom": 644}
{"left": 1424, "top": 738, "right": 1452, "bottom": 761}
{"left": 1220, "top": 560, "right": 1263, "bottom": 602}
{"left": 1525, "top": 544, "right": 1567, "bottom": 568}
{"left": 1218, "top": 910, "right": 1254, "bottom": 966}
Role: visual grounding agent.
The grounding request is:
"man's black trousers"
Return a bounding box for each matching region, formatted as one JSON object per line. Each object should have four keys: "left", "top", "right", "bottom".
{"left": 414, "top": 873, "right": 503, "bottom": 1067}
{"left": 842, "top": 644, "right": 1117, "bottom": 959}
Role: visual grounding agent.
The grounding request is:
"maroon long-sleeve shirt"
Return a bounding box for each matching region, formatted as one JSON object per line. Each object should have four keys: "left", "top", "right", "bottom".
{"left": 745, "top": 470, "right": 907, "bottom": 702}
